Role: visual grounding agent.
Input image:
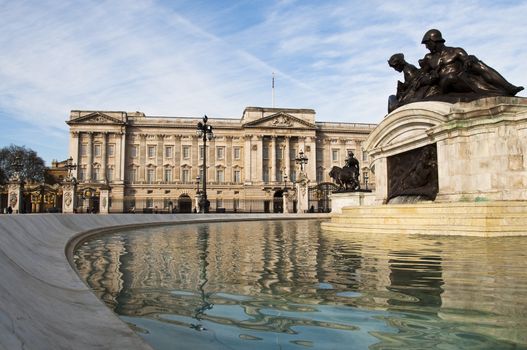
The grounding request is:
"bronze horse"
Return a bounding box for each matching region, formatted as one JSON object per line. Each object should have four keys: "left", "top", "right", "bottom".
{"left": 329, "top": 166, "right": 360, "bottom": 191}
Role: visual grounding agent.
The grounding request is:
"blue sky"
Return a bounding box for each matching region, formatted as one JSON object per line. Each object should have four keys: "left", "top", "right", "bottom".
{"left": 1, "top": 0, "right": 527, "bottom": 164}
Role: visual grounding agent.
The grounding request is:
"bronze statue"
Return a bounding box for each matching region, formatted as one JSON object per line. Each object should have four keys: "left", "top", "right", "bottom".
{"left": 388, "top": 29, "right": 523, "bottom": 112}
{"left": 329, "top": 151, "right": 360, "bottom": 191}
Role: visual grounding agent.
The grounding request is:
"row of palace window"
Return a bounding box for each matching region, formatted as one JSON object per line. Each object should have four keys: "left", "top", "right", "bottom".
{"left": 79, "top": 143, "right": 368, "bottom": 164}
{"left": 77, "top": 167, "right": 114, "bottom": 181}
{"left": 126, "top": 168, "right": 243, "bottom": 184}
{"left": 80, "top": 143, "right": 116, "bottom": 157}
{"left": 129, "top": 145, "right": 242, "bottom": 161}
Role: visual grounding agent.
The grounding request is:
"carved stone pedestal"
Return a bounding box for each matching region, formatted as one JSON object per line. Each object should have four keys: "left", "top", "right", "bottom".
{"left": 99, "top": 187, "right": 110, "bottom": 214}
{"left": 62, "top": 179, "right": 77, "bottom": 213}
{"left": 7, "top": 180, "right": 24, "bottom": 214}
{"left": 295, "top": 173, "right": 310, "bottom": 213}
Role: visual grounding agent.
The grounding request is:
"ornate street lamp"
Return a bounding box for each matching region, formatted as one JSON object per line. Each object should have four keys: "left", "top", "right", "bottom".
{"left": 196, "top": 115, "right": 213, "bottom": 213}
{"left": 295, "top": 149, "right": 308, "bottom": 172}
{"left": 364, "top": 173, "right": 369, "bottom": 190}
{"left": 196, "top": 175, "right": 201, "bottom": 194}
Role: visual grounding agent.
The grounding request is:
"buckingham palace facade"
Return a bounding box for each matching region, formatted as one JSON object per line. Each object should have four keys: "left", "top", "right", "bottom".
{"left": 67, "top": 107, "right": 376, "bottom": 213}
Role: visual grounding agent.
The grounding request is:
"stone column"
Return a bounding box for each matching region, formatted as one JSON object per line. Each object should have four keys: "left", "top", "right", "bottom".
{"left": 244, "top": 135, "right": 252, "bottom": 183}
{"left": 283, "top": 192, "right": 289, "bottom": 213}
{"left": 284, "top": 136, "right": 290, "bottom": 178}
{"left": 306, "top": 136, "right": 317, "bottom": 182}
{"left": 99, "top": 187, "right": 110, "bottom": 214}
{"left": 325, "top": 139, "right": 332, "bottom": 182}
{"left": 157, "top": 134, "right": 164, "bottom": 182}
{"left": 7, "top": 180, "right": 24, "bottom": 214}
{"left": 139, "top": 134, "right": 147, "bottom": 182}
{"left": 101, "top": 132, "right": 107, "bottom": 182}
{"left": 119, "top": 130, "right": 126, "bottom": 182}
{"left": 255, "top": 135, "right": 263, "bottom": 182}
{"left": 87, "top": 132, "right": 94, "bottom": 181}
{"left": 62, "top": 179, "right": 77, "bottom": 214}
{"left": 174, "top": 135, "right": 182, "bottom": 181}
{"left": 208, "top": 136, "right": 216, "bottom": 181}
{"left": 270, "top": 136, "right": 277, "bottom": 183}
{"left": 70, "top": 131, "right": 80, "bottom": 179}
{"left": 226, "top": 136, "right": 233, "bottom": 182}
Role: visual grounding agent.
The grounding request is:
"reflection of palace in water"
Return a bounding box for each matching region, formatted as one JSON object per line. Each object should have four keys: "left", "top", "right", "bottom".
{"left": 75, "top": 222, "right": 527, "bottom": 345}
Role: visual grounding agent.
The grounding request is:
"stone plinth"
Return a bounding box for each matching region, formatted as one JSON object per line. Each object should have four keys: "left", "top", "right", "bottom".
{"left": 7, "top": 180, "right": 24, "bottom": 213}
{"left": 295, "top": 173, "right": 310, "bottom": 213}
{"left": 364, "top": 97, "right": 527, "bottom": 204}
{"left": 330, "top": 191, "right": 376, "bottom": 213}
{"left": 322, "top": 201, "right": 527, "bottom": 236}
{"left": 99, "top": 188, "right": 110, "bottom": 214}
{"left": 62, "top": 179, "right": 77, "bottom": 213}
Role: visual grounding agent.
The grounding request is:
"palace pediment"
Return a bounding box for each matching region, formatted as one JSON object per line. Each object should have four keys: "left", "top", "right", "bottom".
{"left": 243, "top": 112, "right": 316, "bottom": 129}
{"left": 67, "top": 112, "right": 125, "bottom": 125}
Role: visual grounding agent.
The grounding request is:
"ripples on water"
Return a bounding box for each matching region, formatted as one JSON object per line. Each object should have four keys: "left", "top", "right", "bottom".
{"left": 74, "top": 220, "right": 527, "bottom": 350}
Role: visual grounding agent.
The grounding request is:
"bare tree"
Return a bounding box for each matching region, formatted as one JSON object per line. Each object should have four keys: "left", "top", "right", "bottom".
{"left": 0, "top": 144, "right": 47, "bottom": 184}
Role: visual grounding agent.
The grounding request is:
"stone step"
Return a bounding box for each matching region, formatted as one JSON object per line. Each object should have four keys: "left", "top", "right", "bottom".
{"left": 322, "top": 201, "right": 527, "bottom": 236}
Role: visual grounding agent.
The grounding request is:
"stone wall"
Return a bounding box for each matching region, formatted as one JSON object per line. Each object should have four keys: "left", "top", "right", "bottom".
{"left": 364, "top": 97, "right": 527, "bottom": 204}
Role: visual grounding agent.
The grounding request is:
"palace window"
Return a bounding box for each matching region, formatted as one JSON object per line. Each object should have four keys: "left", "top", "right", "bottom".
{"left": 107, "top": 167, "right": 113, "bottom": 181}
{"left": 233, "top": 147, "right": 241, "bottom": 160}
{"left": 131, "top": 145, "right": 138, "bottom": 158}
{"left": 233, "top": 170, "right": 241, "bottom": 183}
{"left": 147, "top": 168, "right": 155, "bottom": 184}
{"left": 332, "top": 149, "right": 339, "bottom": 162}
{"left": 165, "top": 146, "right": 173, "bottom": 158}
{"left": 129, "top": 168, "right": 137, "bottom": 183}
{"left": 216, "top": 169, "right": 225, "bottom": 183}
{"left": 148, "top": 145, "right": 156, "bottom": 158}
{"left": 277, "top": 146, "right": 283, "bottom": 159}
{"left": 182, "top": 145, "right": 190, "bottom": 159}
{"left": 93, "top": 167, "right": 100, "bottom": 181}
{"left": 108, "top": 144, "right": 115, "bottom": 157}
{"left": 216, "top": 198, "right": 223, "bottom": 209}
{"left": 263, "top": 168, "right": 269, "bottom": 183}
{"left": 80, "top": 144, "right": 87, "bottom": 156}
{"left": 263, "top": 145, "right": 269, "bottom": 159}
{"left": 94, "top": 144, "right": 101, "bottom": 157}
{"left": 78, "top": 167, "right": 86, "bottom": 181}
{"left": 182, "top": 169, "right": 190, "bottom": 183}
{"left": 164, "top": 168, "right": 172, "bottom": 182}
{"left": 217, "top": 146, "right": 225, "bottom": 160}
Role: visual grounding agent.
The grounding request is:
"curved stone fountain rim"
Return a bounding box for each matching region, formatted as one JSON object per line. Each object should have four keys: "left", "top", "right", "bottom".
{"left": 0, "top": 213, "right": 329, "bottom": 350}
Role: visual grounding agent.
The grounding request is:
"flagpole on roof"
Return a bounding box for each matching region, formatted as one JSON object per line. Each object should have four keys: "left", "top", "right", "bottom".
{"left": 272, "top": 72, "right": 275, "bottom": 108}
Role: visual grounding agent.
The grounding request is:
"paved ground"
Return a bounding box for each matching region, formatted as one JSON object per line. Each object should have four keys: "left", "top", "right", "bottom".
{"left": 0, "top": 213, "right": 329, "bottom": 350}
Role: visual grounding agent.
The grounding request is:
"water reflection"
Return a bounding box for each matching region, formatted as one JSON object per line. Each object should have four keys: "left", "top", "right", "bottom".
{"left": 74, "top": 221, "right": 527, "bottom": 349}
